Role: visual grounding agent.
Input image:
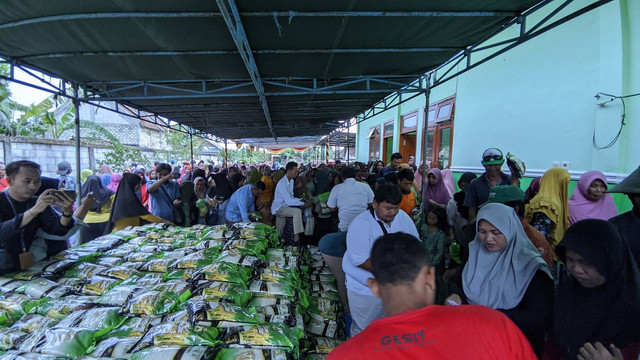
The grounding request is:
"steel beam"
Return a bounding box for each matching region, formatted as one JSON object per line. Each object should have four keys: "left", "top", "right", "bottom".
{"left": 216, "top": 0, "right": 277, "bottom": 141}
{"left": 0, "top": 10, "right": 519, "bottom": 30}
{"left": 19, "top": 47, "right": 463, "bottom": 61}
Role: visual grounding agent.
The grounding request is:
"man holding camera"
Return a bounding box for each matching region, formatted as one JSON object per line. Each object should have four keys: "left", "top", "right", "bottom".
{"left": 0, "top": 160, "right": 76, "bottom": 274}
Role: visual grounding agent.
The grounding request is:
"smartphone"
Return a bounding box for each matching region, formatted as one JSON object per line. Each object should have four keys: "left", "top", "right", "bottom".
{"left": 54, "top": 190, "right": 77, "bottom": 199}
{"left": 173, "top": 172, "right": 180, "bottom": 179}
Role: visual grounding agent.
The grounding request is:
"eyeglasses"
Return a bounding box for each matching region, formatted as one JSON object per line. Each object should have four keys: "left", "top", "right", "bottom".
{"left": 483, "top": 155, "right": 503, "bottom": 162}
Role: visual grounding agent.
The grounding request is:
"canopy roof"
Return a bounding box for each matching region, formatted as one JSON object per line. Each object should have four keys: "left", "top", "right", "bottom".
{"left": 0, "top": 0, "right": 542, "bottom": 142}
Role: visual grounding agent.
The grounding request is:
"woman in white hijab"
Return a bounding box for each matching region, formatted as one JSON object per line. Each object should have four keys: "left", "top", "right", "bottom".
{"left": 446, "top": 203, "right": 553, "bottom": 358}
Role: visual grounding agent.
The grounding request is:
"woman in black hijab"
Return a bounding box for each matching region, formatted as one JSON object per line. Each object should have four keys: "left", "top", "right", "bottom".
{"left": 207, "top": 173, "right": 233, "bottom": 225}
{"left": 230, "top": 173, "right": 246, "bottom": 193}
{"left": 79, "top": 175, "right": 115, "bottom": 243}
{"left": 550, "top": 219, "right": 640, "bottom": 359}
{"left": 106, "top": 173, "right": 168, "bottom": 233}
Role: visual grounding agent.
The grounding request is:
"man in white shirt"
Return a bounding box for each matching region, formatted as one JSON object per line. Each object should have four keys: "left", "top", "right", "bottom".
{"left": 271, "top": 162, "right": 311, "bottom": 242}
{"left": 319, "top": 166, "right": 374, "bottom": 320}
{"left": 342, "top": 183, "right": 420, "bottom": 337}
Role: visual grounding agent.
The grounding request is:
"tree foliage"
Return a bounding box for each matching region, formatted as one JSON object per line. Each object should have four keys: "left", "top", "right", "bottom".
{"left": 97, "top": 143, "right": 151, "bottom": 173}
{"left": 223, "top": 146, "right": 270, "bottom": 165}
{"left": 161, "top": 130, "right": 205, "bottom": 163}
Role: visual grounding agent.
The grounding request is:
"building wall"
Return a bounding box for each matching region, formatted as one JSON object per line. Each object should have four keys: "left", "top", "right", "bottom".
{"left": 356, "top": 0, "right": 639, "bottom": 182}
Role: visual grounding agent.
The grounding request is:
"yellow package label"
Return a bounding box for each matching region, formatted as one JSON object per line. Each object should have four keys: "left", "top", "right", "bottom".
{"left": 238, "top": 326, "right": 271, "bottom": 346}
{"left": 206, "top": 304, "right": 234, "bottom": 321}
{"left": 154, "top": 333, "right": 188, "bottom": 346}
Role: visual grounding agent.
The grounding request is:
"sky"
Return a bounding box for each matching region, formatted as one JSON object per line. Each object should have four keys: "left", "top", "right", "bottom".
{"left": 7, "top": 66, "right": 359, "bottom": 141}
{"left": 8, "top": 67, "right": 53, "bottom": 105}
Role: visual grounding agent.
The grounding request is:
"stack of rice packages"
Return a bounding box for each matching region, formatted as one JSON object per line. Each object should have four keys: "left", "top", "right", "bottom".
{"left": 0, "top": 222, "right": 347, "bottom": 360}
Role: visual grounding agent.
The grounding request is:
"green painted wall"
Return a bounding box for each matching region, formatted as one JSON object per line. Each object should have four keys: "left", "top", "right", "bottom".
{"left": 449, "top": 172, "right": 633, "bottom": 214}
{"left": 356, "top": 0, "right": 639, "bottom": 179}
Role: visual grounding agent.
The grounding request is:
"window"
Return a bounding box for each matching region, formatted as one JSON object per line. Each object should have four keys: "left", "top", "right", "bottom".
{"left": 422, "top": 96, "right": 455, "bottom": 168}
{"left": 401, "top": 110, "right": 418, "bottom": 133}
{"left": 368, "top": 126, "right": 381, "bottom": 161}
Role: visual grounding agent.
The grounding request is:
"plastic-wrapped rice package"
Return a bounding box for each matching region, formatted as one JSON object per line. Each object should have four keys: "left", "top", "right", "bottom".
{"left": 94, "top": 284, "right": 140, "bottom": 307}
{"left": 215, "top": 251, "right": 264, "bottom": 268}
{"left": 64, "top": 263, "right": 108, "bottom": 280}
{"left": 31, "top": 296, "right": 96, "bottom": 320}
{"left": 222, "top": 324, "right": 303, "bottom": 352}
{"left": 0, "top": 279, "right": 27, "bottom": 294}
{"left": 215, "top": 348, "right": 296, "bottom": 360}
{"left": 248, "top": 280, "right": 296, "bottom": 299}
{"left": 17, "top": 278, "right": 73, "bottom": 299}
{"left": 194, "top": 281, "right": 252, "bottom": 306}
{"left": 106, "top": 316, "right": 161, "bottom": 338}
{"left": 0, "top": 351, "right": 62, "bottom": 360}
{"left": 121, "top": 290, "right": 184, "bottom": 316}
{"left": 55, "top": 307, "right": 124, "bottom": 335}
{"left": 130, "top": 322, "right": 219, "bottom": 352}
{"left": 98, "top": 266, "right": 140, "bottom": 281}
{"left": 193, "top": 262, "right": 253, "bottom": 286}
{"left": 88, "top": 336, "right": 140, "bottom": 359}
{"left": 10, "top": 314, "right": 58, "bottom": 334}
{"left": 129, "top": 346, "right": 215, "bottom": 360}
{"left": 28, "top": 260, "right": 76, "bottom": 277}
{"left": 0, "top": 328, "right": 29, "bottom": 351}
{"left": 75, "top": 276, "right": 121, "bottom": 296}
{"left": 138, "top": 258, "right": 177, "bottom": 273}
{"left": 185, "top": 300, "right": 263, "bottom": 327}
{"left": 16, "top": 327, "right": 96, "bottom": 358}
{"left": 93, "top": 256, "right": 122, "bottom": 267}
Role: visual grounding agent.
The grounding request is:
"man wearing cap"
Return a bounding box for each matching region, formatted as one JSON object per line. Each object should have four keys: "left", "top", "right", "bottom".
{"left": 608, "top": 166, "right": 640, "bottom": 266}
{"left": 485, "top": 185, "right": 553, "bottom": 268}
{"left": 56, "top": 160, "right": 76, "bottom": 191}
{"left": 463, "top": 148, "right": 512, "bottom": 220}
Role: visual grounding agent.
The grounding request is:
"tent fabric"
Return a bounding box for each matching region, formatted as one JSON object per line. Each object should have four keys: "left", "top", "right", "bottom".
{"left": 0, "top": 0, "right": 540, "bottom": 141}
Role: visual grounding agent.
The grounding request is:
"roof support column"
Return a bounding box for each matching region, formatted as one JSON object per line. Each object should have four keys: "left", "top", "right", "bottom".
{"left": 73, "top": 83, "right": 83, "bottom": 244}
{"left": 216, "top": 0, "right": 277, "bottom": 140}
{"left": 420, "top": 75, "right": 431, "bottom": 205}
{"left": 190, "top": 132, "right": 194, "bottom": 165}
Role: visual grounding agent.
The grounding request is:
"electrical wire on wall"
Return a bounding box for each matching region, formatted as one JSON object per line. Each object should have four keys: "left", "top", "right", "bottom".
{"left": 592, "top": 91, "right": 640, "bottom": 150}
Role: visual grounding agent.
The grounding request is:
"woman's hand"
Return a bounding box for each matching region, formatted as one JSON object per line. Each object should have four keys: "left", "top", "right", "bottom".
{"left": 577, "top": 342, "right": 622, "bottom": 360}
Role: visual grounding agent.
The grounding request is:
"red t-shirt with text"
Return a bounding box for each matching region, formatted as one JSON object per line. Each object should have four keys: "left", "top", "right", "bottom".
{"left": 328, "top": 305, "right": 536, "bottom": 360}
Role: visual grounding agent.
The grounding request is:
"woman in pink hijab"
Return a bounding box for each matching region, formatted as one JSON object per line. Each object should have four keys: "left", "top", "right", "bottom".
{"left": 106, "top": 173, "right": 122, "bottom": 192}
{"left": 568, "top": 170, "right": 618, "bottom": 224}
{"left": 440, "top": 169, "right": 456, "bottom": 198}
{"left": 424, "top": 168, "right": 453, "bottom": 212}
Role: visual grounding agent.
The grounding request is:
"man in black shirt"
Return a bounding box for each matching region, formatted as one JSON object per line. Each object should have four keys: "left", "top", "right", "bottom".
{"left": 0, "top": 160, "right": 75, "bottom": 274}
{"left": 378, "top": 152, "right": 402, "bottom": 179}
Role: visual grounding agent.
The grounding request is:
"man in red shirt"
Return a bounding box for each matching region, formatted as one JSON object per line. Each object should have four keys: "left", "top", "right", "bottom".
{"left": 328, "top": 232, "right": 537, "bottom": 360}
{"left": 0, "top": 162, "right": 8, "bottom": 191}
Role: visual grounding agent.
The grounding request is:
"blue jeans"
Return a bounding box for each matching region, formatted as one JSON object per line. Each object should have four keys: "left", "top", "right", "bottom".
{"left": 318, "top": 231, "right": 347, "bottom": 257}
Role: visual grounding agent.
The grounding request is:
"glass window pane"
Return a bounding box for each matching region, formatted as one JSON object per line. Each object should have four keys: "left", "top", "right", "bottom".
{"left": 428, "top": 109, "right": 436, "bottom": 123}
{"left": 403, "top": 115, "right": 417, "bottom": 130}
{"left": 437, "top": 103, "right": 452, "bottom": 120}
{"left": 438, "top": 128, "right": 451, "bottom": 168}
{"left": 384, "top": 123, "right": 394, "bottom": 137}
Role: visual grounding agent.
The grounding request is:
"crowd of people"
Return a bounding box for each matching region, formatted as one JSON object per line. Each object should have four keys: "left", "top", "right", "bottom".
{"left": 0, "top": 148, "right": 639, "bottom": 359}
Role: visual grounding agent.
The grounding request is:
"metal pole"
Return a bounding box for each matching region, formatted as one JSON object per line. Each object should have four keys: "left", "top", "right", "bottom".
{"left": 420, "top": 74, "right": 432, "bottom": 207}
{"left": 73, "top": 84, "right": 82, "bottom": 243}
{"left": 347, "top": 120, "right": 350, "bottom": 165}
{"left": 224, "top": 139, "right": 228, "bottom": 168}
{"left": 189, "top": 132, "right": 194, "bottom": 165}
